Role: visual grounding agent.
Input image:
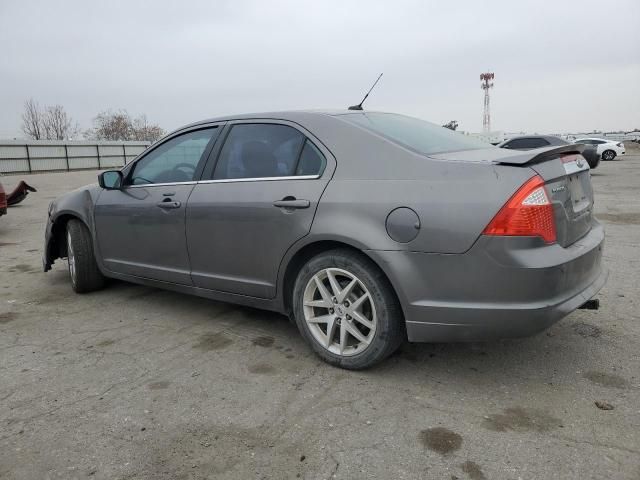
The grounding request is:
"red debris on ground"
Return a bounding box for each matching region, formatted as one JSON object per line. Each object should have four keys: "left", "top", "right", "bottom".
{"left": 6, "top": 181, "right": 37, "bottom": 207}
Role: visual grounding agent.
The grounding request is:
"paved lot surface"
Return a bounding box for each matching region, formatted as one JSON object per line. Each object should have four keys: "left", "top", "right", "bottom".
{"left": 1, "top": 152, "right": 639, "bottom": 480}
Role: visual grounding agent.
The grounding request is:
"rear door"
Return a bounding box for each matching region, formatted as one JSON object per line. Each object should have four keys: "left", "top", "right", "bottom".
{"left": 186, "top": 121, "right": 334, "bottom": 298}
{"left": 94, "top": 127, "right": 221, "bottom": 283}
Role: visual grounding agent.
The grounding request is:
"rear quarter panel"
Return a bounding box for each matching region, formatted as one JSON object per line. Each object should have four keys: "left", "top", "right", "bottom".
{"left": 311, "top": 160, "right": 534, "bottom": 254}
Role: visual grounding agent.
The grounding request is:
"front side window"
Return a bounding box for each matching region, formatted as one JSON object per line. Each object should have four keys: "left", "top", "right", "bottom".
{"left": 213, "top": 124, "right": 325, "bottom": 179}
{"left": 129, "top": 128, "right": 219, "bottom": 185}
{"left": 339, "top": 112, "right": 493, "bottom": 155}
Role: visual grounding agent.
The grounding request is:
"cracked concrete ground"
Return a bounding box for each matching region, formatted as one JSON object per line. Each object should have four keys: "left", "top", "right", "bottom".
{"left": 1, "top": 152, "right": 639, "bottom": 479}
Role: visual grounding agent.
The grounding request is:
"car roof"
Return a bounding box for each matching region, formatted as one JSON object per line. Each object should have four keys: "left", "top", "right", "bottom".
{"left": 176, "top": 109, "right": 368, "bottom": 131}
{"left": 499, "top": 135, "right": 568, "bottom": 147}
{"left": 505, "top": 135, "right": 565, "bottom": 141}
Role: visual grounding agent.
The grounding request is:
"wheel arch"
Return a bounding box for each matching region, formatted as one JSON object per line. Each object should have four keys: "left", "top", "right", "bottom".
{"left": 48, "top": 212, "right": 88, "bottom": 260}
{"left": 279, "top": 238, "right": 405, "bottom": 320}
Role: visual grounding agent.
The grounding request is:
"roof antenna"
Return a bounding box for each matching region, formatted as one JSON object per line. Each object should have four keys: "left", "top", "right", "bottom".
{"left": 348, "top": 73, "right": 383, "bottom": 111}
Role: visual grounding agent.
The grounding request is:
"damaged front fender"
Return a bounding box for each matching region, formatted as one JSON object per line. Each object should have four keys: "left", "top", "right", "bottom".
{"left": 43, "top": 184, "right": 101, "bottom": 272}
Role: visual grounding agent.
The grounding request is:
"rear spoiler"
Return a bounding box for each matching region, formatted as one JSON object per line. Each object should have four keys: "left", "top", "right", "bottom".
{"left": 496, "top": 144, "right": 585, "bottom": 166}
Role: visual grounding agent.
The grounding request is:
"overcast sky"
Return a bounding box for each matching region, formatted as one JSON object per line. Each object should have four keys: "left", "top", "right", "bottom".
{"left": 1, "top": 0, "right": 639, "bottom": 138}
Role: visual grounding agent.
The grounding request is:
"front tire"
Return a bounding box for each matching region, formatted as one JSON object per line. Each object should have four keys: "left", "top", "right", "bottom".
{"left": 66, "top": 219, "right": 105, "bottom": 293}
{"left": 292, "top": 249, "right": 404, "bottom": 369}
{"left": 602, "top": 150, "right": 616, "bottom": 161}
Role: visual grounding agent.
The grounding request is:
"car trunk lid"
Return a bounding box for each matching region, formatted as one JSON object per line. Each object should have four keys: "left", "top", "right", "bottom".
{"left": 530, "top": 151, "right": 593, "bottom": 247}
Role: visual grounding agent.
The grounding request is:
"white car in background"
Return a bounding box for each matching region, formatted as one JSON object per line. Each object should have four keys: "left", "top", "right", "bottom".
{"left": 574, "top": 138, "right": 625, "bottom": 161}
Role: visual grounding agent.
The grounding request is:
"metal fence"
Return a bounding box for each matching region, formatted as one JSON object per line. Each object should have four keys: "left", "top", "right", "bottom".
{"left": 0, "top": 140, "right": 150, "bottom": 174}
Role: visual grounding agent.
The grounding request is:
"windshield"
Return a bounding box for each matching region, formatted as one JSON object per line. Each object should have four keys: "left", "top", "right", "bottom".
{"left": 338, "top": 112, "right": 494, "bottom": 155}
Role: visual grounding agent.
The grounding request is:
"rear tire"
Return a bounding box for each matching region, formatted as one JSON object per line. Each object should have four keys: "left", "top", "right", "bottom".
{"left": 66, "top": 219, "right": 105, "bottom": 293}
{"left": 602, "top": 150, "right": 616, "bottom": 161}
{"left": 292, "top": 249, "right": 405, "bottom": 370}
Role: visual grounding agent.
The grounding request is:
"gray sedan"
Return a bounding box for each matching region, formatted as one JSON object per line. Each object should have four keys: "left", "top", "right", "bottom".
{"left": 44, "top": 111, "right": 607, "bottom": 369}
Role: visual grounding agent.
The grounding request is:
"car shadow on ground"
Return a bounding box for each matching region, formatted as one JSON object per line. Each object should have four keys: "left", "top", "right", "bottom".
{"left": 92, "top": 280, "right": 607, "bottom": 392}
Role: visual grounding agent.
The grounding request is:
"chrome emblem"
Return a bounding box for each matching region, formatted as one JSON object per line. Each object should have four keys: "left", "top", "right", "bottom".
{"left": 551, "top": 185, "right": 566, "bottom": 193}
{"left": 576, "top": 157, "right": 584, "bottom": 168}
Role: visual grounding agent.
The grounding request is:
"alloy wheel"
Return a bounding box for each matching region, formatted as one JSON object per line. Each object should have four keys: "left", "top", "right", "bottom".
{"left": 67, "top": 230, "right": 76, "bottom": 286}
{"left": 302, "top": 268, "right": 377, "bottom": 356}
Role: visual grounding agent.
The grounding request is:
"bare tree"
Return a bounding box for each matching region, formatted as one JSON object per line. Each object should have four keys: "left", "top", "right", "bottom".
{"left": 21, "top": 98, "right": 44, "bottom": 140}
{"left": 43, "top": 105, "right": 79, "bottom": 140}
{"left": 87, "top": 110, "right": 164, "bottom": 142}
{"left": 21, "top": 99, "right": 78, "bottom": 140}
{"left": 87, "top": 110, "right": 133, "bottom": 140}
{"left": 132, "top": 114, "right": 165, "bottom": 142}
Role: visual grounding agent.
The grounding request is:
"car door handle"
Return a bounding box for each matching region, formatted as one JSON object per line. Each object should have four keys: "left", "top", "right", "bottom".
{"left": 273, "top": 199, "right": 310, "bottom": 209}
{"left": 156, "top": 201, "right": 181, "bottom": 209}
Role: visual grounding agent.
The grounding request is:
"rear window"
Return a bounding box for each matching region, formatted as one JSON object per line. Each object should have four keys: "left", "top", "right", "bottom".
{"left": 339, "top": 113, "right": 493, "bottom": 155}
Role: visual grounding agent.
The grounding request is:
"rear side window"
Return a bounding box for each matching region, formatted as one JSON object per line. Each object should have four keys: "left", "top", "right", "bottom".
{"left": 297, "top": 140, "right": 326, "bottom": 175}
{"left": 507, "top": 138, "right": 550, "bottom": 149}
{"left": 213, "top": 124, "right": 325, "bottom": 179}
{"left": 340, "top": 113, "right": 493, "bottom": 155}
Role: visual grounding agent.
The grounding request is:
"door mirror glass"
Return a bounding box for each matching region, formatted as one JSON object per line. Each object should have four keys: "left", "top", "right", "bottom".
{"left": 99, "top": 170, "right": 123, "bottom": 190}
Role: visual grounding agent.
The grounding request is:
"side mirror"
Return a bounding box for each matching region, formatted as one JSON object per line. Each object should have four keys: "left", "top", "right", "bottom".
{"left": 98, "top": 170, "right": 123, "bottom": 190}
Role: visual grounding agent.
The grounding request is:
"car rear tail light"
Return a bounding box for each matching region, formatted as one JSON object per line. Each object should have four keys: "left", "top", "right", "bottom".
{"left": 483, "top": 175, "right": 556, "bottom": 243}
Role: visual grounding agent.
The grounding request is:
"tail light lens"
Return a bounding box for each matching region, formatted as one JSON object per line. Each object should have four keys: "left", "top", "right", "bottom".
{"left": 483, "top": 175, "right": 556, "bottom": 243}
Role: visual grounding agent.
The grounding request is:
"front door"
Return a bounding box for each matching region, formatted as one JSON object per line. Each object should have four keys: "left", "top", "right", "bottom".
{"left": 186, "top": 122, "right": 333, "bottom": 298}
{"left": 94, "top": 127, "right": 221, "bottom": 284}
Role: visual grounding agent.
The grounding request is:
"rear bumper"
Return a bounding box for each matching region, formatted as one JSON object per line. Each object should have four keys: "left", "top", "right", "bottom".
{"left": 368, "top": 222, "right": 606, "bottom": 342}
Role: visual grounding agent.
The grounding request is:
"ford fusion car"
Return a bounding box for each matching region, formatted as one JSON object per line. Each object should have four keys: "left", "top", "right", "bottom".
{"left": 574, "top": 138, "right": 625, "bottom": 161}
{"left": 498, "top": 135, "right": 600, "bottom": 169}
{"left": 44, "top": 111, "right": 607, "bottom": 369}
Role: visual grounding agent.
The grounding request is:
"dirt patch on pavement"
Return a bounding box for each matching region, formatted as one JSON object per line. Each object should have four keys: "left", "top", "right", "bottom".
{"left": 248, "top": 363, "right": 276, "bottom": 375}
{"left": 461, "top": 460, "right": 487, "bottom": 480}
{"left": 596, "top": 213, "right": 640, "bottom": 225}
{"left": 252, "top": 335, "right": 275, "bottom": 347}
{"left": 148, "top": 381, "right": 172, "bottom": 390}
{"left": 482, "top": 407, "right": 560, "bottom": 433}
{"left": 572, "top": 322, "right": 602, "bottom": 338}
{"left": 8, "top": 264, "right": 35, "bottom": 273}
{"left": 584, "top": 371, "right": 628, "bottom": 389}
{"left": 0, "top": 312, "right": 18, "bottom": 324}
{"left": 192, "top": 332, "right": 233, "bottom": 352}
{"left": 419, "top": 427, "right": 462, "bottom": 455}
